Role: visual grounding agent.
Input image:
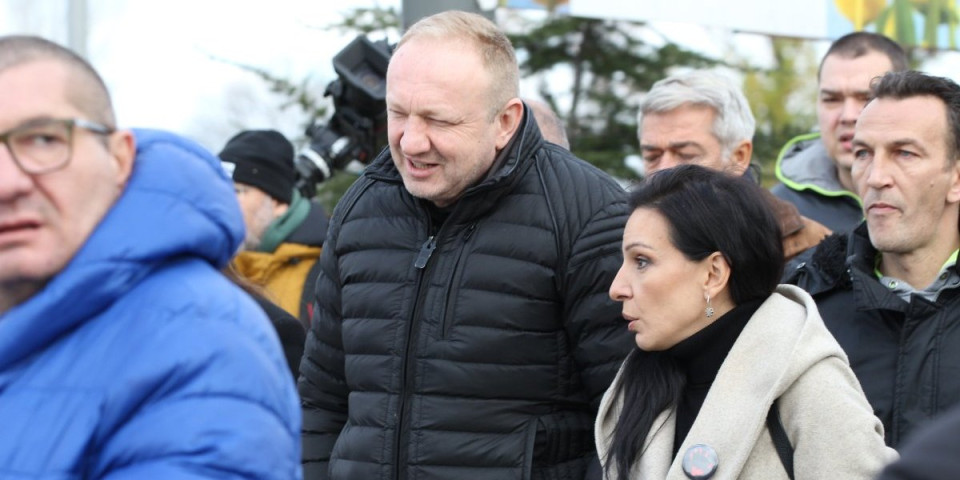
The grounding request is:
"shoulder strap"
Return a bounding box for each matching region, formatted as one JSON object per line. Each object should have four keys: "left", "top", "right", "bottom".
{"left": 299, "top": 257, "right": 324, "bottom": 327}
{"left": 766, "top": 400, "right": 795, "bottom": 480}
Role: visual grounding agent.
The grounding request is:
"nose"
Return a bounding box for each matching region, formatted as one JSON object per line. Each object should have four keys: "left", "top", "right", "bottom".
{"left": 399, "top": 116, "right": 430, "bottom": 156}
{"left": 662, "top": 154, "right": 681, "bottom": 171}
{"left": 0, "top": 144, "right": 34, "bottom": 202}
{"left": 839, "top": 97, "right": 864, "bottom": 124}
{"left": 608, "top": 265, "right": 630, "bottom": 303}
{"left": 863, "top": 154, "right": 894, "bottom": 190}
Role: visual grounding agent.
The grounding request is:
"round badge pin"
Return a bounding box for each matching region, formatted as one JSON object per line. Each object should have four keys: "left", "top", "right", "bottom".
{"left": 681, "top": 443, "right": 719, "bottom": 479}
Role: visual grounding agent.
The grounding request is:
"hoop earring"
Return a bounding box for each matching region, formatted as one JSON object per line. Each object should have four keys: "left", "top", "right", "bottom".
{"left": 705, "top": 293, "right": 715, "bottom": 318}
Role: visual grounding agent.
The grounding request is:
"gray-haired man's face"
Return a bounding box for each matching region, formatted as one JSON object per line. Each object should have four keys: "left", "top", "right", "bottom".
{"left": 639, "top": 104, "right": 747, "bottom": 176}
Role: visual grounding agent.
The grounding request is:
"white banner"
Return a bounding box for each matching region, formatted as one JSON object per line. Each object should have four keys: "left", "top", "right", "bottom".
{"left": 569, "top": 0, "right": 828, "bottom": 38}
{"left": 567, "top": 0, "right": 960, "bottom": 49}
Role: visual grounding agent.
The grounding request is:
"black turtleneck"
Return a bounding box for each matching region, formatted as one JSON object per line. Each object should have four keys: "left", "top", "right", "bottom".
{"left": 667, "top": 297, "right": 766, "bottom": 457}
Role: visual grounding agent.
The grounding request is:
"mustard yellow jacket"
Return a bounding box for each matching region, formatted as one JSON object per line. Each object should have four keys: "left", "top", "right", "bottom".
{"left": 233, "top": 242, "right": 322, "bottom": 323}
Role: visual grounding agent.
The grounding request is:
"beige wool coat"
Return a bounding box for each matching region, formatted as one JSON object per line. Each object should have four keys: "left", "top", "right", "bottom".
{"left": 595, "top": 285, "right": 898, "bottom": 479}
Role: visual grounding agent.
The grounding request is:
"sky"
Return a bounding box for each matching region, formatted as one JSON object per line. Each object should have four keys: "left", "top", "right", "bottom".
{"left": 0, "top": 0, "right": 403, "bottom": 150}
{"left": 3, "top": 0, "right": 960, "bottom": 153}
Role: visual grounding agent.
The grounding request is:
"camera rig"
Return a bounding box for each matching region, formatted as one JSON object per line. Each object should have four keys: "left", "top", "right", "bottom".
{"left": 295, "top": 35, "right": 393, "bottom": 198}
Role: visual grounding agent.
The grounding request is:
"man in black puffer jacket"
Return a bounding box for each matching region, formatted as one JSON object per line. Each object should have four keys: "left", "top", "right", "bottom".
{"left": 297, "top": 10, "right": 632, "bottom": 480}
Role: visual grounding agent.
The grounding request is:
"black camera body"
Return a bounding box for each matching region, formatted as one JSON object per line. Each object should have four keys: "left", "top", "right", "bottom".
{"left": 296, "top": 36, "right": 393, "bottom": 197}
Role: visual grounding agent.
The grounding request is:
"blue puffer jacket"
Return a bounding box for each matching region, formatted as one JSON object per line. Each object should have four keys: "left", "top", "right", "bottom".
{"left": 0, "top": 129, "right": 302, "bottom": 479}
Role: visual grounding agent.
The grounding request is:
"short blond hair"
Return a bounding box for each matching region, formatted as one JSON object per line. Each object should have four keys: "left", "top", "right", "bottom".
{"left": 398, "top": 11, "right": 519, "bottom": 118}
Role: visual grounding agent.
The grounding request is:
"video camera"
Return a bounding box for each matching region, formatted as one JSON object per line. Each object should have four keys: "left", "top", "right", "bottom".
{"left": 295, "top": 35, "right": 393, "bottom": 197}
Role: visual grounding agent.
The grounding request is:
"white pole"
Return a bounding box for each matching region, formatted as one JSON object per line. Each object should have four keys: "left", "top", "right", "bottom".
{"left": 67, "top": 0, "right": 88, "bottom": 58}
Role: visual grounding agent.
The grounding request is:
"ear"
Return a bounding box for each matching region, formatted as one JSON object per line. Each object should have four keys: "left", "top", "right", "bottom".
{"left": 727, "top": 140, "right": 753, "bottom": 176}
{"left": 273, "top": 200, "right": 290, "bottom": 217}
{"left": 702, "top": 251, "right": 732, "bottom": 300}
{"left": 494, "top": 98, "right": 524, "bottom": 150}
{"left": 108, "top": 129, "right": 136, "bottom": 188}
{"left": 946, "top": 159, "right": 960, "bottom": 205}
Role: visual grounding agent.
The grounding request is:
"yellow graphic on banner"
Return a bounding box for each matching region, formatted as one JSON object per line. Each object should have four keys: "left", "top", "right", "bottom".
{"left": 834, "top": 0, "right": 960, "bottom": 48}
{"left": 835, "top": 0, "right": 887, "bottom": 29}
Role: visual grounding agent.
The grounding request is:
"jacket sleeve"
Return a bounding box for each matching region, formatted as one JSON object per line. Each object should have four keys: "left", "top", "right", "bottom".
{"left": 875, "top": 405, "right": 960, "bottom": 480}
{"left": 783, "top": 355, "right": 898, "bottom": 480}
{"left": 562, "top": 197, "right": 634, "bottom": 410}
{"left": 97, "top": 393, "right": 300, "bottom": 480}
{"left": 297, "top": 217, "right": 349, "bottom": 480}
{"left": 93, "top": 301, "right": 302, "bottom": 480}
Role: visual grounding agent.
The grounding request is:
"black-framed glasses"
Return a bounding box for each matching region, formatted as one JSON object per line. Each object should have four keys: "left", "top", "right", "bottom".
{"left": 0, "top": 117, "right": 115, "bottom": 175}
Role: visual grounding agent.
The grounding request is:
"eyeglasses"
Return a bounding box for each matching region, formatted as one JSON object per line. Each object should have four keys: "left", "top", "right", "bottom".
{"left": 0, "top": 117, "right": 115, "bottom": 175}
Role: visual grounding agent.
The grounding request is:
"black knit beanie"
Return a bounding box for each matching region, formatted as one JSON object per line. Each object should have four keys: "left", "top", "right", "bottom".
{"left": 218, "top": 129, "right": 296, "bottom": 204}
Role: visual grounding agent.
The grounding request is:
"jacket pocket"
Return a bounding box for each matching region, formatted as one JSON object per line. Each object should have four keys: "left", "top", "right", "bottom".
{"left": 522, "top": 416, "right": 539, "bottom": 480}
{"left": 523, "top": 412, "right": 594, "bottom": 480}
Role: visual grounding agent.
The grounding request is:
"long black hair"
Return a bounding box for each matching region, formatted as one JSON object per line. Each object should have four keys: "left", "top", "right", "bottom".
{"left": 605, "top": 165, "right": 783, "bottom": 480}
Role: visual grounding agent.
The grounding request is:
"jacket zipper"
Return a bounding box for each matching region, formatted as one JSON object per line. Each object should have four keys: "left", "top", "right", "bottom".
{"left": 440, "top": 223, "right": 477, "bottom": 338}
{"left": 395, "top": 231, "right": 438, "bottom": 480}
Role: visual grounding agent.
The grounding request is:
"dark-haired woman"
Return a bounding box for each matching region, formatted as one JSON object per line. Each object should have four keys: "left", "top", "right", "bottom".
{"left": 595, "top": 165, "right": 895, "bottom": 479}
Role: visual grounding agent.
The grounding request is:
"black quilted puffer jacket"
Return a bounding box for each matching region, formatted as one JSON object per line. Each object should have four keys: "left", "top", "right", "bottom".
{"left": 298, "top": 108, "right": 633, "bottom": 480}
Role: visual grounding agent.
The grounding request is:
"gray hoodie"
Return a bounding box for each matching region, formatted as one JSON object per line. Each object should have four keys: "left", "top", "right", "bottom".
{"left": 771, "top": 133, "right": 863, "bottom": 232}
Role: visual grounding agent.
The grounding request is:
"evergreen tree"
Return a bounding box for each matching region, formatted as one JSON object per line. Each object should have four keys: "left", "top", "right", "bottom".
{"left": 507, "top": 15, "right": 715, "bottom": 178}
{"left": 217, "top": 6, "right": 401, "bottom": 212}
{"left": 740, "top": 37, "right": 818, "bottom": 185}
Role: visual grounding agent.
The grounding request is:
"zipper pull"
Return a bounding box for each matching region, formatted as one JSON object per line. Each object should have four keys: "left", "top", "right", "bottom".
{"left": 414, "top": 236, "right": 437, "bottom": 269}
{"left": 463, "top": 223, "right": 477, "bottom": 242}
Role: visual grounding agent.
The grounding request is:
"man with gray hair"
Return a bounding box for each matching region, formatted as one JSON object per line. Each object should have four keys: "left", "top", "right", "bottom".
{"left": 638, "top": 70, "right": 830, "bottom": 260}
{"left": 298, "top": 10, "right": 632, "bottom": 480}
{"left": 639, "top": 71, "right": 755, "bottom": 175}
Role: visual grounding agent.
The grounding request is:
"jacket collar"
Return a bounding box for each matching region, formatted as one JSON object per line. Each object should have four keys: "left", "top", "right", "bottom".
{"left": 776, "top": 133, "right": 858, "bottom": 199}
{"left": 258, "top": 190, "right": 310, "bottom": 253}
{"left": 846, "top": 222, "right": 950, "bottom": 312}
{"left": 845, "top": 222, "right": 877, "bottom": 271}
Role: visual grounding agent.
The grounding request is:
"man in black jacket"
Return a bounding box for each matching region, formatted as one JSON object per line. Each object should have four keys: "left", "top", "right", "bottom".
{"left": 297, "top": 10, "right": 632, "bottom": 480}
{"left": 786, "top": 71, "right": 960, "bottom": 448}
